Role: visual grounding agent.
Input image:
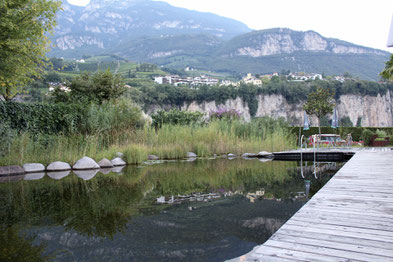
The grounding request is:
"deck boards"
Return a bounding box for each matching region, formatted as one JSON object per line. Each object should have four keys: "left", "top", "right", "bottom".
{"left": 228, "top": 149, "right": 393, "bottom": 262}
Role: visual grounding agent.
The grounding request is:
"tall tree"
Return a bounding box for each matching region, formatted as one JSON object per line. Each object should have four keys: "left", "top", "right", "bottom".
{"left": 380, "top": 54, "right": 393, "bottom": 81}
{"left": 0, "top": 0, "right": 61, "bottom": 100}
{"left": 303, "top": 87, "right": 335, "bottom": 136}
{"left": 51, "top": 70, "right": 126, "bottom": 104}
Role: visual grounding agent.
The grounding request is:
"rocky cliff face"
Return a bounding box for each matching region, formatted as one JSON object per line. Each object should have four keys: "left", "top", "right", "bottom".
{"left": 176, "top": 92, "right": 393, "bottom": 127}
{"left": 224, "top": 29, "right": 387, "bottom": 58}
{"left": 52, "top": 0, "right": 250, "bottom": 55}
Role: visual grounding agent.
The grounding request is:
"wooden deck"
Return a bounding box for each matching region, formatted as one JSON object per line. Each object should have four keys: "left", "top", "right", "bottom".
{"left": 229, "top": 149, "right": 393, "bottom": 262}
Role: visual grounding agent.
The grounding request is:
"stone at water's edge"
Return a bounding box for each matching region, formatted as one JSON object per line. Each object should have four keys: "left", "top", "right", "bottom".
{"left": 47, "top": 161, "right": 71, "bottom": 171}
{"left": 187, "top": 152, "right": 197, "bottom": 158}
{"left": 148, "top": 155, "right": 159, "bottom": 160}
{"left": 73, "top": 156, "right": 100, "bottom": 170}
{"left": 23, "top": 163, "right": 46, "bottom": 173}
{"left": 0, "top": 165, "right": 25, "bottom": 176}
{"left": 257, "top": 151, "right": 273, "bottom": 157}
{"left": 228, "top": 153, "right": 237, "bottom": 158}
{"left": 111, "top": 157, "right": 127, "bottom": 166}
{"left": 98, "top": 158, "right": 114, "bottom": 168}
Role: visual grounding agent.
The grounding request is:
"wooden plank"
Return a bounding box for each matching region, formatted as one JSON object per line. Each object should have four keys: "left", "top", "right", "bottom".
{"left": 284, "top": 220, "right": 393, "bottom": 238}
{"left": 298, "top": 205, "right": 393, "bottom": 220}
{"left": 279, "top": 224, "right": 393, "bottom": 243}
{"left": 275, "top": 229, "right": 393, "bottom": 251}
{"left": 253, "top": 245, "right": 360, "bottom": 262}
{"left": 296, "top": 208, "right": 393, "bottom": 223}
{"left": 289, "top": 215, "right": 393, "bottom": 232}
{"left": 269, "top": 235, "right": 393, "bottom": 259}
{"left": 263, "top": 240, "right": 384, "bottom": 262}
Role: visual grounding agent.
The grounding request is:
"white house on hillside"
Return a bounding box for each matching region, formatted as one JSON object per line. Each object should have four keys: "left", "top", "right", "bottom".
{"left": 242, "top": 73, "right": 262, "bottom": 86}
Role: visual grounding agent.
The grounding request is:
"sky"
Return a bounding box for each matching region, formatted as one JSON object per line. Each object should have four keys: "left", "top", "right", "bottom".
{"left": 67, "top": 0, "right": 393, "bottom": 52}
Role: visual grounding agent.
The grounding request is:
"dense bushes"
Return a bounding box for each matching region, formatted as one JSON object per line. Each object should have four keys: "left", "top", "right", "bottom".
{"left": 0, "top": 100, "right": 144, "bottom": 135}
{"left": 0, "top": 101, "right": 85, "bottom": 134}
{"left": 151, "top": 109, "right": 205, "bottom": 129}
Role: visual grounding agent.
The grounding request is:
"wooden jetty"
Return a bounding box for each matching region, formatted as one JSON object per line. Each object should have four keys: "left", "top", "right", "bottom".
{"left": 229, "top": 148, "right": 393, "bottom": 262}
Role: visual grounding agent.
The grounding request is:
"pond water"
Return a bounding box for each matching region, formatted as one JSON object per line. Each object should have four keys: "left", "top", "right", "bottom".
{"left": 0, "top": 158, "right": 342, "bottom": 262}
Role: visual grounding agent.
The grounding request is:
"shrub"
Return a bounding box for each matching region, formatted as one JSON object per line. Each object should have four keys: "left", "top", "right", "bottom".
{"left": 151, "top": 109, "right": 205, "bottom": 129}
{"left": 360, "top": 129, "right": 374, "bottom": 146}
{"left": 0, "top": 100, "right": 144, "bottom": 136}
{"left": 210, "top": 108, "right": 241, "bottom": 121}
{"left": 376, "top": 129, "right": 387, "bottom": 138}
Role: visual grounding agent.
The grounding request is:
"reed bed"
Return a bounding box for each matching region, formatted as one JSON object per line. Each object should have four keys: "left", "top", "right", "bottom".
{"left": 0, "top": 119, "right": 296, "bottom": 166}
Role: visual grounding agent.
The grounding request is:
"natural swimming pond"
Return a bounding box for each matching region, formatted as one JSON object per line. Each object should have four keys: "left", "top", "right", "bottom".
{"left": 0, "top": 158, "right": 343, "bottom": 262}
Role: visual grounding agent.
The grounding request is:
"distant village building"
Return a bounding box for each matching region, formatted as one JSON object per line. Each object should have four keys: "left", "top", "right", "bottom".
{"left": 220, "top": 80, "right": 238, "bottom": 87}
{"left": 288, "top": 73, "right": 323, "bottom": 81}
{"left": 242, "top": 73, "right": 262, "bottom": 86}
{"left": 334, "top": 76, "right": 346, "bottom": 83}
{"left": 154, "top": 74, "right": 219, "bottom": 86}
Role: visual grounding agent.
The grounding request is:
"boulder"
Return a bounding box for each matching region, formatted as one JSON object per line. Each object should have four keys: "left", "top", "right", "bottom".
{"left": 227, "top": 153, "right": 237, "bottom": 158}
{"left": 74, "top": 169, "right": 99, "bottom": 181}
{"left": 47, "top": 161, "right": 71, "bottom": 171}
{"left": 23, "top": 163, "right": 45, "bottom": 173}
{"left": 0, "top": 165, "right": 25, "bottom": 176}
{"left": 187, "top": 152, "right": 197, "bottom": 158}
{"left": 257, "top": 151, "right": 273, "bottom": 157}
{"left": 47, "top": 170, "right": 70, "bottom": 180}
{"left": 148, "top": 155, "right": 159, "bottom": 160}
{"left": 73, "top": 156, "right": 100, "bottom": 170}
{"left": 24, "top": 172, "right": 45, "bottom": 180}
{"left": 111, "top": 157, "right": 126, "bottom": 166}
{"left": 98, "top": 158, "right": 114, "bottom": 168}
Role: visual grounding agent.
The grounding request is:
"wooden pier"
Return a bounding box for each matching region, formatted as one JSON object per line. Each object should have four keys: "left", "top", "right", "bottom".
{"left": 230, "top": 148, "right": 393, "bottom": 262}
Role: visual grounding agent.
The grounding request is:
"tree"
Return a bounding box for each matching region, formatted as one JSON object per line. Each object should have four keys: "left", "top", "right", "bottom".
{"left": 303, "top": 87, "right": 335, "bottom": 136}
{"left": 380, "top": 54, "right": 393, "bottom": 81}
{"left": 0, "top": 0, "right": 61, "bottom": 100}
{"left": 51, "top": 70, "right": 126, "bottom": 104}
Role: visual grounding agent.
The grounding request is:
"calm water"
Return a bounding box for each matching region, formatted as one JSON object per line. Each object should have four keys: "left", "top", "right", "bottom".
{"left": 0, "top": 158, "right": 341, "bottom": 262}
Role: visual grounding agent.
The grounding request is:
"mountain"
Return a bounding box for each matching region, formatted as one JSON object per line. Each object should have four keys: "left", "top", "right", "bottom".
{"left": 50, "top": 1, "right": 391, "bottom": 81}
{"left": 50, "top": 0, "right": 250, "bottom": 57}
{"left": 207, "top": 28, "right": 391, "bottom": 80}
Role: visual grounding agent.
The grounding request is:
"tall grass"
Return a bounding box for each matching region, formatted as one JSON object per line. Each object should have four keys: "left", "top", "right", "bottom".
{"left": 0, "top": 119, "right": 296, "bottom": 166}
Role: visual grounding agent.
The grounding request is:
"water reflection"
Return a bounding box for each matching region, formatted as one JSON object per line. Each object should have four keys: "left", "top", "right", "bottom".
{"left": 0, "top": 159, "right": 341, "bottom": 262}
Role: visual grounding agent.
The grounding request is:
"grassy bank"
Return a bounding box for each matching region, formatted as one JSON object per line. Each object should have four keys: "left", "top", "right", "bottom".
{"left": 0, "top": 119, "right": 296, "bottom": 166}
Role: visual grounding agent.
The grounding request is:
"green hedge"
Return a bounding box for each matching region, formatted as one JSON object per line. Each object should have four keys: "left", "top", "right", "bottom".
{"left": 0, "top": 101, "right": 86, "bottom": 134}
{"left": 290, "top": 126, "right": 393, "bottom": 142}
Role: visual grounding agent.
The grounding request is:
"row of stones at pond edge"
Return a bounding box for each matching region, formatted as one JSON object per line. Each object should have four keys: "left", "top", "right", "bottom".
{"left": 0, "top": 151, "right": 272, "bottom": 176}
{"left": 0, "top": 155, "right": 127, "bottom": 176}
{"left": 0, "top": 166, "right": 126, "bottom": 183}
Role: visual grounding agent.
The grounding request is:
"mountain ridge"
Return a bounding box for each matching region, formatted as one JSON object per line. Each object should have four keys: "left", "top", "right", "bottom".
{"left": 50, "top": 1, "right": 390, "bottom": 80}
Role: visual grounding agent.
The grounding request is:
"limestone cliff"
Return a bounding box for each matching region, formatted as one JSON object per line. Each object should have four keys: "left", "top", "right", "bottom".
{"left": 176, "top": 91, "right": 393, "bottom": 127}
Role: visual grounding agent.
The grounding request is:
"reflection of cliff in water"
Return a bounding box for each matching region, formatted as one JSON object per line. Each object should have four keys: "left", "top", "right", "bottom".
{"left": 32, "top": 196, "right": 301, "bottom": 262}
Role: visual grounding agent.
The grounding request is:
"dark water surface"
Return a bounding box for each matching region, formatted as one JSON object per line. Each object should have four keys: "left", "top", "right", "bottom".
{"left": 0, "top": 158, "right": 342, "bottom": 262}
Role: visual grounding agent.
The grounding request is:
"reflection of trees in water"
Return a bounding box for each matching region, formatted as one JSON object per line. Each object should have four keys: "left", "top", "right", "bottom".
{"left": 0, "top": 159, "right": 334, "bottom": 240}
{"left": 0, "top": 176, "right": 141, "bottom": 238}
{"left": 0, "top": 225, "right": 53, "bottom": 262}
